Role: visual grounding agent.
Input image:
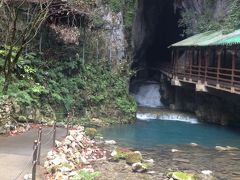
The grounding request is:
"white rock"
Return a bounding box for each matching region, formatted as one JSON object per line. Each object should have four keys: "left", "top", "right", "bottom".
{"left": 69, "top": 130, "right": 78, "bottom": 137}
{"left": 76, "top": 134, "right": 83, "bottom": 142}
{"left": 111, "top": 150, "right": 117, "bottom": 157}
{"left": 226, "top": 146, "right": 239, "bottom": 150}
{"left": 105, "top": 140, "right": 117, "bottom": 145}
{"left": 67, "top": 135, "right": 75, "bottom": 142}
{"left": 201, "top": 170, "right": 213, "bottom": 175}
{"left": 23, "top": 174, "right": 32, "bottom": 180}
{"left": 80, "top": 156, "right": 90, "bottom": 165}
{"left": 190, "top": 143, "right": 198, "bottom": 147}
{"left": 171, "top": 149, "right": 180, "bottom": 153}
{"left": 51, "top": 157, "right": 62, "bottom": 166}
{"left": 71, "top": 141, "right": 77, "bottom": 149}
{"left": 64, "top": 139, "right": 71, "bottom": 145}
{"left": 60, "top": 166, "right": 72, "bottom": 174}
{"left": 132, "top": 162, "right": 147, "bottom": 173}
{"left": 69, "top": 171, "right": 78, "bottom": 177}
{"left": 143, "top": 159, "right": 154, "bottom": 164}
{"left": 55, "top": 140, "right": 62, "bottom": 147}
{"left": 147, "top": 171, "right": 156, "bottom": 174}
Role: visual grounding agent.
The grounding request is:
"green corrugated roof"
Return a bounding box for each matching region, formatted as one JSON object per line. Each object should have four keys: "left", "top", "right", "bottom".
{"left": 170, "top": 29, "right": 240, "bottom": 47}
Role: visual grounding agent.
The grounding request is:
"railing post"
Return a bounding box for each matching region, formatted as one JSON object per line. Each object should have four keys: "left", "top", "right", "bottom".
{"left": 53, "top": 122, "right": 56, "bottom": 148}
{"left": 37, "top": 127, "right": 42, "bottom": 165}
{"left": 66, "top": 112, "right": 70, "bottom": 136}
{"left": 32, "top": 140, "right": 38, "bottom": 180}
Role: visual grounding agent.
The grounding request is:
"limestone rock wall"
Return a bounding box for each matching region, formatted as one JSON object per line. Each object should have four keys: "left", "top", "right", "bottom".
{"left": 0, "top": 97, "right": 57, "bottom": 134}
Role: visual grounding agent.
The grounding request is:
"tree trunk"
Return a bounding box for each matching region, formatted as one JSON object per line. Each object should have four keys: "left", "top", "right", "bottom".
{"left": 3, "top": 72, "right": 11, "bottom": 94}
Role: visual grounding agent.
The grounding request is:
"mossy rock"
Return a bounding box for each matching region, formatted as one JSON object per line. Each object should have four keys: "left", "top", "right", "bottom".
{"left": 85, "top": 128, "right": 97, "bottom": 139}
{"left": 18, "top": 115, "right": 28, "bottom": 123}
{"left": 168, "top": 171, "right": 196, "bottom": 180}
{"left": 112, "top": 147, "right": 131, "bottom": 161}
{"left": 126, "top": 151, "right": 142, "bottom": 164}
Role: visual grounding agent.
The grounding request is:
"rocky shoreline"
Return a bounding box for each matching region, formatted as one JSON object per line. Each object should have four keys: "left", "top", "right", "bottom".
{"left": 41, "top": 126, "right": 240, "bottom": 180}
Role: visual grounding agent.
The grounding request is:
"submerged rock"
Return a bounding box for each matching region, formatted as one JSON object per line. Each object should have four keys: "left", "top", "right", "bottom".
{"left": 190, "top": 143, "right": 198, "bottom": 147}
{"left": 215, "top": 146, "right": 239, "bottom": 151}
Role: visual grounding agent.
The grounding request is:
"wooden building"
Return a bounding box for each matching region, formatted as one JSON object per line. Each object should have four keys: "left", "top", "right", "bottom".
{"left": 161, "top": 30, "right": 240, "bottom": 94}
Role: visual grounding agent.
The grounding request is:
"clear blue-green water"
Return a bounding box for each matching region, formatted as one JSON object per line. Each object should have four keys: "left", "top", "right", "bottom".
{"left": 99, "top": 119, "right": 240, "bottom": 149}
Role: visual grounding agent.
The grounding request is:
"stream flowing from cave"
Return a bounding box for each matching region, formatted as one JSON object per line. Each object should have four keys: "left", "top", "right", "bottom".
{"left": 99, "top": 81, "right": 240, "bottom": 178}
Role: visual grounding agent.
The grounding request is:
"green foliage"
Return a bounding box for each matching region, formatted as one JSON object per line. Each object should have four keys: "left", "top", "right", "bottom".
{"left": 179, "top": 0, "right": 240, "bottom": 35}
{"left": 103, "top": 0, "right": 122, "bottom": 13}
{"left": 71, "top": 170, "right": 101, "bottom": 180}
{"left": 0, "top": 50, "right": 136, "bottom": 125}
{"left": 224, "top": 0, "right": 240, "bottom": 33}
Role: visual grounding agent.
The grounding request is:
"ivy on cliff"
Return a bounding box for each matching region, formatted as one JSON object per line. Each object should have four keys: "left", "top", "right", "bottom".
{"left": 179, "top": 0, "right": 240, "bottom": 35}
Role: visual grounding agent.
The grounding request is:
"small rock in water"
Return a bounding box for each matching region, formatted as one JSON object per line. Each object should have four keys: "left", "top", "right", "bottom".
{"left": 226, "top": 146, "right": 239, "bottom": 151}
{"left": 201, "top": 170, "right": 213, "bottom": 175}
{"left": 215, "top": 146, "right": 239, "bottom": 151}
{"left": 171, "top": 149, "right": 180, "bottom": 153}
{"left": 190, "top": 143, "right": 198, "bottom": 147}
{"left": 105, "top": 140, "right": 117, "bottom": 145}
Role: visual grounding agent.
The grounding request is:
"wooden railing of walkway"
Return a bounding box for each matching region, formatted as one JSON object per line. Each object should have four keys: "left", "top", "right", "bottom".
{"left": 159, "top": 63, "right": 240, "bottom": 95}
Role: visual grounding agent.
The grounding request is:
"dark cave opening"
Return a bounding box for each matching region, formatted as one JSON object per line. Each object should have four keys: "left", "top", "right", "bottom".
{"left": 133, "top": 0, "right": 184, "bottom": 81}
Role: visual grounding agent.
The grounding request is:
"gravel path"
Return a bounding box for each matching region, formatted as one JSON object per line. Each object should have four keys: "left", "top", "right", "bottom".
{"left": 0, "top": 127, "right": 66, "bottom": 180}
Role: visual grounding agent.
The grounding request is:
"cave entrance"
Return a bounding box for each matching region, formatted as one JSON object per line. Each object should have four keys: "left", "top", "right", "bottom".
{"left": 133, "top": 0, "right": 184, "bottom": 81}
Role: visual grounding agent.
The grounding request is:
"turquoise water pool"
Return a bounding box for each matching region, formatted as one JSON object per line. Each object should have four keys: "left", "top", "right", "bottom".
{"left": 99, "top": 119, "right": 240, "bottom": 149}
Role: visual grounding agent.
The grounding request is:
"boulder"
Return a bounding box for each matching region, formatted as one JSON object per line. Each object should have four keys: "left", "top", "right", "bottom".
{"left": 126, "top": 151, "right": 142, "bottom": 164}
{"left": 85, "top": 128, "right": 97, "bottom": 139}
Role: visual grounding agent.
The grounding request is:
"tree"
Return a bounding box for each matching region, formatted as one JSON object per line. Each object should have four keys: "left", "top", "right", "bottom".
{"left": 0, "top": 0, "right": 50, "bottom": 93}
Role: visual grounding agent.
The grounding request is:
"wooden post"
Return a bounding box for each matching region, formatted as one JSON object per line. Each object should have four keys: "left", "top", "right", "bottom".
{"left": 53, "top": 123, "right": 56, "bottom": 148}
{"left": 217, "top": 49, "right": 221, "bottom": 87}
{"left": 32, "top": 140, "right": 38, "bottom": 180}
{"left": 189, "top": 48, "right": 193, "bottom": 81}
{"left": 231, "top": 48, "right": 236, "bottom": 88}
{"left": 175, "top": 49, "right": 179, "bottom": 76}
{"left": 198, "top": 49, "right": 201, "bottom": 82}
{"left": 66, "top": 112, "right": 70, "bottom": 136}
{"left": 37, "top": 127, "right": 42, "bottom": 165}
{"left": 204, "top": 49, "right": 209, "bottom": 84}
{"left": 184, "top": 49, "right": 187, "bottom": 78}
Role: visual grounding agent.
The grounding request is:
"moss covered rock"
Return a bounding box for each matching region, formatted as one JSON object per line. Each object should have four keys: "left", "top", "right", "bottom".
{"left": 126, "top": 151, "right": 142, "bottom": 164}
{"left": 168, "top": 171, "right": 195, "bottom": 180}
{"left": 85, "top": 128, "right": 97, "bottom": 139}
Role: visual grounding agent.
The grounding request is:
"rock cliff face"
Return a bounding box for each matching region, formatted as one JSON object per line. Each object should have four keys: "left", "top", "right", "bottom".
{"left": 132, "top": 0, "right": 182, "bottom": 72}
{"left": 100, "top": 5, "right": 125, "bottom": 61}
